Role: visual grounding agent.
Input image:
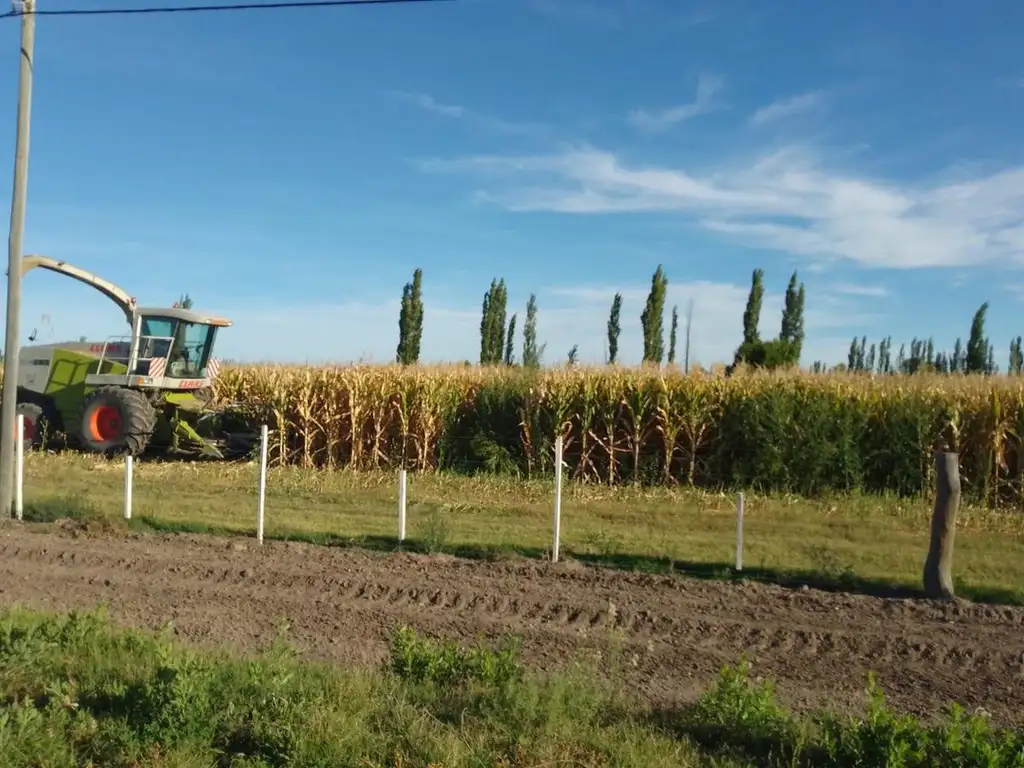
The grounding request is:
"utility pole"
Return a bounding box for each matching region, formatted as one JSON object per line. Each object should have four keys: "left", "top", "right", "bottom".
{"left": 0, "top": 0, "right": 36, "bottom": 519}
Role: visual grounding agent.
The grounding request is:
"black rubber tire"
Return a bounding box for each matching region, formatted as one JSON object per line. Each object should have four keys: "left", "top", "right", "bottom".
{"left": 15, "top": 401, "right": 45, "bottom": 453}
{"left": 11, "top": 388, "right": 63, "bottom": 450}
{"left": 78, "top": 387, "right": 157, "bottom": 456}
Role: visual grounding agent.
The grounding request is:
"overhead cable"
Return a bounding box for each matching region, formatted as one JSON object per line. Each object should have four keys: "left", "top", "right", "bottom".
{"left": 1, "top": 0, "right": 452, "bottom": 19}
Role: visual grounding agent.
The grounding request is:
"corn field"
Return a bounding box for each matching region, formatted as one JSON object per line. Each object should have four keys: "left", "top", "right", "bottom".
{"left": 211, "top": 363, "right": 1024, "bottom": 507}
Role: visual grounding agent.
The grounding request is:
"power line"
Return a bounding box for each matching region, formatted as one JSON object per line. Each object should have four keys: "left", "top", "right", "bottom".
{"left": 1, "top": 0, "right": 452, "bottom": 19}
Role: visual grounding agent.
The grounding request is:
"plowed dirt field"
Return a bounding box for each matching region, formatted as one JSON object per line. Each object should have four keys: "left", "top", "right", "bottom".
{"left": 1, "top": 523, "right": 1022, "bottom": 724}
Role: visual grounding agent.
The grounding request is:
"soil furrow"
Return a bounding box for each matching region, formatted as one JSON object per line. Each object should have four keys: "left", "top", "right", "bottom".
{"left": 0, "top": 525, "right": 1022, "bottom": 725}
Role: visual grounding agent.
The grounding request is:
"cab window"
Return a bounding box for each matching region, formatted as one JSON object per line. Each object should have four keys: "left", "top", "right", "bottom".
{"left": 140, "top": 316, "right": 175, "bottom": 360}
{"left": 168, "top": 322, "right": 214, "bottom": 378}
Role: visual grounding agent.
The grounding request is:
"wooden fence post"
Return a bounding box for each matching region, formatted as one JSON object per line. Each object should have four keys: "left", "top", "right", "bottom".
{"left": 923, "top": 452, "right": 960, "bottom": 600}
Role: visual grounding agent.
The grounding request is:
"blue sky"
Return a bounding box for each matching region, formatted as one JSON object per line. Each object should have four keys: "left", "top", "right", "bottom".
{"left": 0, "top": 0, "right": 1023, "bottom": 367}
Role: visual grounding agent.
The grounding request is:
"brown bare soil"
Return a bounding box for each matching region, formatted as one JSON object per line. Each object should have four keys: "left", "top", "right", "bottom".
{"left": 1, "top": 522, "right": 1022, "bottom": 725}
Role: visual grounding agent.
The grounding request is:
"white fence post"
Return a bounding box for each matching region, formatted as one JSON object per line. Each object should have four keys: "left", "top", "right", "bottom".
{"left": 735, "top": 492, "right": 744, "bottom": 571}
{"left": 398, "top": 468, "right": 407, "bottom": 542}
{"left": 124, "top": 455, "right": 133, "bottom": 520}
{"left": 552, "top": 434, "right": 563, "bottom": 563}
{"left": 14, "top": 414, "right": 23, "bottom": 521}
{"left": 256, "top": 424, "right": 268, "bottom": 544}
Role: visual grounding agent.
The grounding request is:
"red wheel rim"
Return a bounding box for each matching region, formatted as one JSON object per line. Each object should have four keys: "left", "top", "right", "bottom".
{"left": 89, "top": 405, "right": 122, "bottom": 441}
{"left": 20, "top": 416, "right": 35, "bottom": 441}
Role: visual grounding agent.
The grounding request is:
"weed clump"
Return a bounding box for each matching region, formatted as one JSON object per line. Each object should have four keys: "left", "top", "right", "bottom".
{"left": 668, "top": 657, "right": 1024, "bottom": 766}
{"left": 387, "top": 625, "right": 521, "bottom": 688}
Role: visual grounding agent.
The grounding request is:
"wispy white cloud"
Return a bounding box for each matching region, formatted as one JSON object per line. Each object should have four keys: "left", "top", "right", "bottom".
{"left": 392, "top": 90, "right": 548, "bottom": 137}
{"left": 1004, "top": 284, "right": 1024, "bottom": 302}
{"left": 394, "top": 91, "right": 465, "bottom": 118}
{"left": 422, "top": 144, "right": 1024, "bottom": 269}
{"left": 627, "top": 73, "right": 723, "bottom": 133}
{"left": 750, "top": 90, "right": 826, "bottom": 126}
{"left": 828, "top": 282, "right": 890, "bottom": 298}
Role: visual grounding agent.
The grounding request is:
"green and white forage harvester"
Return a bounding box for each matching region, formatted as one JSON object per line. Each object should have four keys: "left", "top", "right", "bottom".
{"left": 12, "top": 255, "right": 259, "bottom": 459}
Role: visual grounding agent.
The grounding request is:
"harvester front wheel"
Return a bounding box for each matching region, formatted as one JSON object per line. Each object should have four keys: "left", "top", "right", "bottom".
{"left": 79, "top": 387, "right": 157, "bottom": 456}
{"left": 15, "top": 402, "right": 46, "bottom": 453}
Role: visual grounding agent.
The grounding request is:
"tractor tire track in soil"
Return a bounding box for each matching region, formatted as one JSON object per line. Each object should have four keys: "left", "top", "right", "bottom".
{"left": 0, "top": 524, "right": 1022, "bottom": 724}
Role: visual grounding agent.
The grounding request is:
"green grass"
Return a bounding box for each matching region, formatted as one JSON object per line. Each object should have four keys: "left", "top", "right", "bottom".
{"left": 1, "top": 606, "right": 1022, "bottom": 767}
{"left": 20, "top": 451, "right": 1024, "bottom": 605}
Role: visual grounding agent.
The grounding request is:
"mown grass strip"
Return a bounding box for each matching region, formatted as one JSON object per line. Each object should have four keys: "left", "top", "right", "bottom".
{"left": 18, "top": 485, "right": 1024, "bottom": 607}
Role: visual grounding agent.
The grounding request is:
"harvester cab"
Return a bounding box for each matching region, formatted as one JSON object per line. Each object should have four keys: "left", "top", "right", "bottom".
{"left": 95, "top": 307, "right": 230, "bottom": 393}
{"left": 13, "top": 255, "right": 245, "bottom": 459}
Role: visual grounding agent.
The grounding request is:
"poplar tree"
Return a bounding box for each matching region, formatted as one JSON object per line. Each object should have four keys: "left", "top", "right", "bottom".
{"left": 779, "top": 271, "right": 805, "bottom": 361}
{"left": 504, "top": 314, "right": 517, "bottom": 365}
{"left": 640, "top": 265, "right": 668, "bottom": 364}
{"left": 478, "top": 278, "right": 508, "bottom": 364}
{"left": 742, "top": 268, "right": 764, "bottom": 345}
{"left": 668, "top": 305, "right": 678, "bottom": 364}
{"left": 607, "top": 292, "right": 622, "bottom": 365}
{"left": 522, "top": 293, "right": 541, "bottom": 368}
{"left": 396, "top": 268, "right": 424, "bottom": 365}
{"left": 965, "top": 302, "right": 989, "bottom": 374}
{"left": 878, "top": 336, "right": 892, "bottom": 374}
{"left": 490, "top": 279, "right": 508, "bottom": 363}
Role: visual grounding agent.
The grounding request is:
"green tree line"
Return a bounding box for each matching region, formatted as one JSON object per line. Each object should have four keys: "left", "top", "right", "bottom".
{"left": 393, "top": 266, "right": 809, "bottom": 370}
{"left": 835, "top": 302, "right": 1019, "bottom": 376}
{"left": 393, "top": 266, "right": 1018, "bottom": 376}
